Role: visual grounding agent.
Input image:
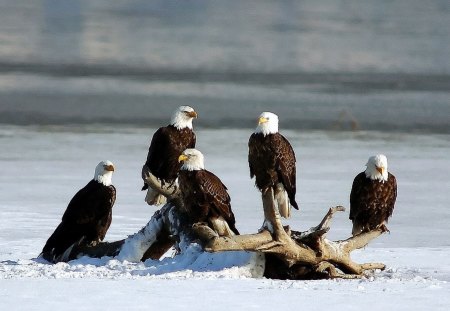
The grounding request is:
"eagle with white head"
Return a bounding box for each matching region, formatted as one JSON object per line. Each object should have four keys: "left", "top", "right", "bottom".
{"left": 178, "top": 148, "right": 239, "bottom": 237}
{"left": 142, "top": 106, "right": 197, "bottom": 206}
{"left": 248, "top": 112, "right": 299, "bottom": 220}
{"left": 41, "top": 160, "right": 116, "bottom": 263}
{"left": 350, "top": 154, "right": 397, "bottom": 236}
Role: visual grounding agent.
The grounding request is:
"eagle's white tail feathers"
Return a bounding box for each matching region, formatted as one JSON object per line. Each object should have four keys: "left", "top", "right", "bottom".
{"left": 145, "top": 187, "right": 167, "bottom": 206}
{"left": 274, "top": 183, "right": 291, "bottom": 219}
{"left": 210, "top": 217, "right": 236, "bottom": 237}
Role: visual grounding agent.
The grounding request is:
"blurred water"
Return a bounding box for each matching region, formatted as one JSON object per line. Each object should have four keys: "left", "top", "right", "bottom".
{"left": 0, "top": 0, "right": 449, "bottom": 131}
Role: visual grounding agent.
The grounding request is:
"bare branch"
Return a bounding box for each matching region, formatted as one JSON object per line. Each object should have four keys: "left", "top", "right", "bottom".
{"left": 316, "top": 205, "right": 345, "bottom": 230}
{"left": 193, "top": 188, "right": 386, "bottom": 278}
{"left": 343, "top": 228, "right": 384, "bottom": 252}
{"left": 142, "top": 164, "right": 179, "bottom": 199}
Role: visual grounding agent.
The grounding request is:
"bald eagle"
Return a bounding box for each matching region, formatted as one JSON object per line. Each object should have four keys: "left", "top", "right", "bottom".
{"left": 41, "top": 161, "right": 116, "bottom": 263}
{"left": 248, "top": 112, "right": 299, "bottom": 219}
{"left": 142, "top": 106, "right": 197, "bottom": 206}
{"left": 178, "top": 148, "right": 239, "bottom": 236}
{"left": 350, "top": 154, "right": 397, "bottom": 236}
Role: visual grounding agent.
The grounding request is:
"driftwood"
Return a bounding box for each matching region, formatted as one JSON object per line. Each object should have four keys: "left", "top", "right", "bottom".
{"left": 63, "top": 168, "right": 386, "bottom": 279}
{"left": 193, "top": 189, "right": 386, "bottom": 279}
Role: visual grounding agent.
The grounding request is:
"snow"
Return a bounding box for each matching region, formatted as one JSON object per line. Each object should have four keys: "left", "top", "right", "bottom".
{"left": 1, "top": 125, "right": 449, "bottom": 310}
{"left": 116, "top": 206, "right": 166, "bottom": 263}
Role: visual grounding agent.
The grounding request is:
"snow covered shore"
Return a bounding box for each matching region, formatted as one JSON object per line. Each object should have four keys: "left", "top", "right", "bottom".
{"left": 1, "top": 126, "right": 449, "bottom": 310}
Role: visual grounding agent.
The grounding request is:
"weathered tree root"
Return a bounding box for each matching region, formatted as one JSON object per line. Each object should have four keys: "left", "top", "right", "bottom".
{"left": 70, "top": 204, "right": 177, "bottom": 262}
{"left": 61, "top": 172, "right": 386, "bottom": 279}
{"left": 193, "top": 188, "right": 386, "bottom": 279}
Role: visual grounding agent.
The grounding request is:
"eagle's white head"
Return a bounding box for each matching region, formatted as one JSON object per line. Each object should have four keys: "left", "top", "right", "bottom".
{"left": 255, "top": 112, "right": 279, "bottom": 136}
{"left": 365, "top": 154, "right": 389, "bottom": 182}
{"left": 170, "top": 106, "right": 198, "bottom": 130}
{"left": 94, "top": 160, "right": 115, "bottom": 186}
{"left": 178, "top": 148, "right": 205, "bottom": 171}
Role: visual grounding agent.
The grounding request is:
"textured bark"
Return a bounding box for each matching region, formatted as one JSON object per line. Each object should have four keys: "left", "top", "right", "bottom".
{"left": 193, "top": 188, "right": 386, "bottom": 279}
{"left": 142, "top": 164, "right": 181, "bottom": 201}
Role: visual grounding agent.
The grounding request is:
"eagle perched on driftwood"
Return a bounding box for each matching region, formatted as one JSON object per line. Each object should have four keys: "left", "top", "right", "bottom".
{"left": 178, "top": 148, "right": 239, "bottom": 237}
{"left": 142, "top": 106, "right": 197, "bottom": 206}
{"left": 350, "top": 154, "right": 397, "bottom": 236}
{"left": 41, "top": 161, "right": 116, "bottom": 263}
{"left": 248, "top": 112, "right": 299, "bottom": 219}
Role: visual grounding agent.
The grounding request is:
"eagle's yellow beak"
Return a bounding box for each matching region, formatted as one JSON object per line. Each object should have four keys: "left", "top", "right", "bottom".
{"left": 376, "top": 166, "right": 384, "bottom": 175}
{"left": 186, "top": 111, "right": 198, "bottom": 118}
{"left": 104, "top": 164, "right": 115, "bottom": 172}
{"left": 258, "top": 117, "right": 268, "bottom": 125}
{"left": 178, "top": 154, "right": 188, "bottom": 163}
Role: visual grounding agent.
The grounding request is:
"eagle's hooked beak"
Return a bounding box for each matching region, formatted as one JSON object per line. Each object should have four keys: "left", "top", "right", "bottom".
{"left": 376, "top": 166, "right": 384, "bottom": 175}
{"left": 186, "top": 111, "right": 198, "bottom": 118}
{"left": 104, "top": 164, "right": 115, "bottom": 172}
{"left": 258, "top": 117, "right": 268, "bottom": 125}
{"left": 178, "top": 154, "right": 188, "bottom": 163}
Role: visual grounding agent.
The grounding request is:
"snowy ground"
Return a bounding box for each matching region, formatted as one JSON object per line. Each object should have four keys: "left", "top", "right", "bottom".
{"left": 1, "top": 125, "right": 449, "bottom": 310}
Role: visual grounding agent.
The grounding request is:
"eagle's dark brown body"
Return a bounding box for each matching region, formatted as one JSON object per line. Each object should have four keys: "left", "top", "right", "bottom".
{"left": 178, "top": 169, "right": 239, "bottom": 235}
{"left": 350, "top": 172, "right": 397, "bottom": 234}
{"left": 41, "top": 180, "right": 116, "bottom": 262}
{"left": 143, "top": 125, "right": 196, "bottom": 189}
{"left": 248, "top": 132, "right": 298, "bottom": 210}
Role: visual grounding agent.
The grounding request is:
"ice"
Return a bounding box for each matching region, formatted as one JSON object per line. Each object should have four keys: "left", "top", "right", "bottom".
{"left": 0, "top": 125, "right": 449, "bottom": 310}
{"left": 1, "top": 1, "right": 449, "bottom": 132}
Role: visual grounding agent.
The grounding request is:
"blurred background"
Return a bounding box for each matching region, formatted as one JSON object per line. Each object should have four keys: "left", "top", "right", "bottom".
{"left": 1, "top": 1, "right": 450, "bottom": 253}
{"left": 0, "top": 0, "right": 449, "bottom": 132}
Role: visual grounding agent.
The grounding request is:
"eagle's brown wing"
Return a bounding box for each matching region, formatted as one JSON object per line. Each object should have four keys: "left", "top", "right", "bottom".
{"left": 196, "top": 170, "right": 233, "bottom": 220}
{"left": 248, "top": 133, "right": 258, "bottom": 179}
{"left": 350, "top": 172, "right": 397, "bottom": 231}
{"left": 145, "top": 127, "right": 170, "bottom": 177}
{"left": 143, "top": 126, "right": 196, "bottom": 190}
{"left": 272, "top": 133, "right": 298, "bottom": 210}
{"left": 196, "top": 170, "right": 239, "bottom": 234}
{"left": 349, "top": 172, "right": 368, "bottom": 221}
{"left": 383, "top": 173, "right": 397, "bottom": 221}
{"left": 248, "top": 133, "right": 278, "bottom": 190}
{"left": 62, "top": 181, "right": 115, "bottom": 227}
{"left": 96, "top": 185, "right": 116, "bottom": 241}
{"left": 42, "top": 181, "right": 116, "bottom": 262}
